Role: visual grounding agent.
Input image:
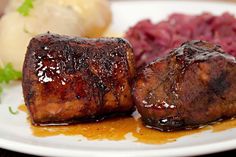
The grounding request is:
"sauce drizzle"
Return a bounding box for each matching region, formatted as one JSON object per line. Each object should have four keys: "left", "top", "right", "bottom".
{"left": 18, "top": 105, "right": 236, "bottom": 144}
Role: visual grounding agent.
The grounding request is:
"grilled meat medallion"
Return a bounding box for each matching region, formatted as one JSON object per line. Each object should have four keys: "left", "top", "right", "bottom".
{"left": 133, "top": 40, "right": 236, "bottom": 131}
{"left": 23, "top": 33, "right": 135, "bottom": 126}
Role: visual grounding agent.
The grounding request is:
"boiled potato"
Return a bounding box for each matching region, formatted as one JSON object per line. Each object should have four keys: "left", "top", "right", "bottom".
{"left": 0, "top": 0, "right": 111, "bottom": 71}
{"left": 54, "top": 0, "right": 112, "bottom": 37}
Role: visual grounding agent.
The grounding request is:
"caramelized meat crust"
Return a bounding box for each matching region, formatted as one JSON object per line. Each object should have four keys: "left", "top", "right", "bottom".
{"left": 133, "top": 40, "right": 236, "bottom": 131}
{"left": 23, "top": 33, "right": 135, "bottom": 126}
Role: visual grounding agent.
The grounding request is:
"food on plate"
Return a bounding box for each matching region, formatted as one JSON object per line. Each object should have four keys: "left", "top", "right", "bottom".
{"left": 22, "top": 33, "right": 135, "bottom": 125}
{"left": 125, "top": 13, "right": 236, "bottom": 67}
{"left": 0, "top": 0, "right": 111, "bottom": 71}
{"left": 133, "top": 40, "right": 236, "bottom": 131}
{"left": 0, "top": 63, "right": 22, "bottom": 95}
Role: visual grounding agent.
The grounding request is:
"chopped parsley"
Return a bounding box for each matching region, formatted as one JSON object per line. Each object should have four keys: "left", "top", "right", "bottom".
{"left": 8, "top": 106, "right": 19, "bottom": 115}
{"left": 17, "top": 0, "right": 34, "bottom": 16}
{"left": 0, "top": 63, "right": 22, "bottom": 97}
{"left": 0, "top": 86, "right": 2, "bottom": 96}
{"left": 0, "top": 63, "right": 22, "bottom": 84}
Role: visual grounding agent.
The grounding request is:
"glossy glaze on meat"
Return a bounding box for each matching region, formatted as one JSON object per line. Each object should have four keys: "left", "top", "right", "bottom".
{"left": 133, "top": 40, "right": 236, "bottom": 131}
{"left": 23, "top": 33, "right": 135, "bottom": 126}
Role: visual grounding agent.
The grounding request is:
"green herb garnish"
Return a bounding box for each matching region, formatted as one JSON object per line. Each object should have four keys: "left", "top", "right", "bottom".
{"left": 8, "top": 106, "right": 19, "bottom": 115}
{"left": 17, "top": 0, "right": 34, "bottom": 16}
{"left": 0, "top": 63, "right": 22, "bottom": 84}
{"left": 0, "top": 63, "right": 22, "bottom": 97}
{"left": 0, "top": 86, "right": 2, "bottom": 96}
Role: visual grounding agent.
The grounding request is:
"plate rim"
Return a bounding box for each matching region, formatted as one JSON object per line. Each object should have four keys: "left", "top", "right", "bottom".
{"left": 1, "top": 0, "right": 236, "bottom": 156}
{"left": 0, "top": 137, "right": 236, "bottom": 157}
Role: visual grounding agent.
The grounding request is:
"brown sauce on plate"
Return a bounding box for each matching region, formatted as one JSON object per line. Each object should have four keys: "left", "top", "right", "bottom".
{"left": 18, "top": 105, "right": 236, "bottom": 144}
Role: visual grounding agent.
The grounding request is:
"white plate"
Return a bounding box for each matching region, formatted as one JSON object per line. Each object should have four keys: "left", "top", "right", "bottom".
{"left": 1, "top": 1, "right": 236, "bottom": 157}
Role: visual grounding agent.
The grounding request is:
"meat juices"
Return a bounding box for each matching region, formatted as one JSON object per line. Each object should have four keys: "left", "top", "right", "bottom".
{"left": 23, "top": 33, "right": 135, "bottom": 126}
{"left": 133, "top": 40, "right": 236, "bottom": 131}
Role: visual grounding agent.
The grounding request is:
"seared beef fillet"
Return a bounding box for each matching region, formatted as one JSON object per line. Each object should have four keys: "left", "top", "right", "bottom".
{"left": 133, "top": 40, "right": 236, "bottom": 131}
{"left": 23, "top": 33, "right": 135, "bottom": 126}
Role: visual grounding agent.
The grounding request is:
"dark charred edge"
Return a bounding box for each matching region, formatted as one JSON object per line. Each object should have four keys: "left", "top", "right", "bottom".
{"left": 142, "top": 116, "right": 236, "bottom": 132}
{"left": 117, "top": 37, "right": 136, "bottom": 78}
{"left": 22, "top": 38, "right": 35, "bottom": 109}
{"left": 31, "top": 108, "right": 136, "bottom": 127}
{"left": 33, "top": 32, "right": 129, "bottom": 45}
